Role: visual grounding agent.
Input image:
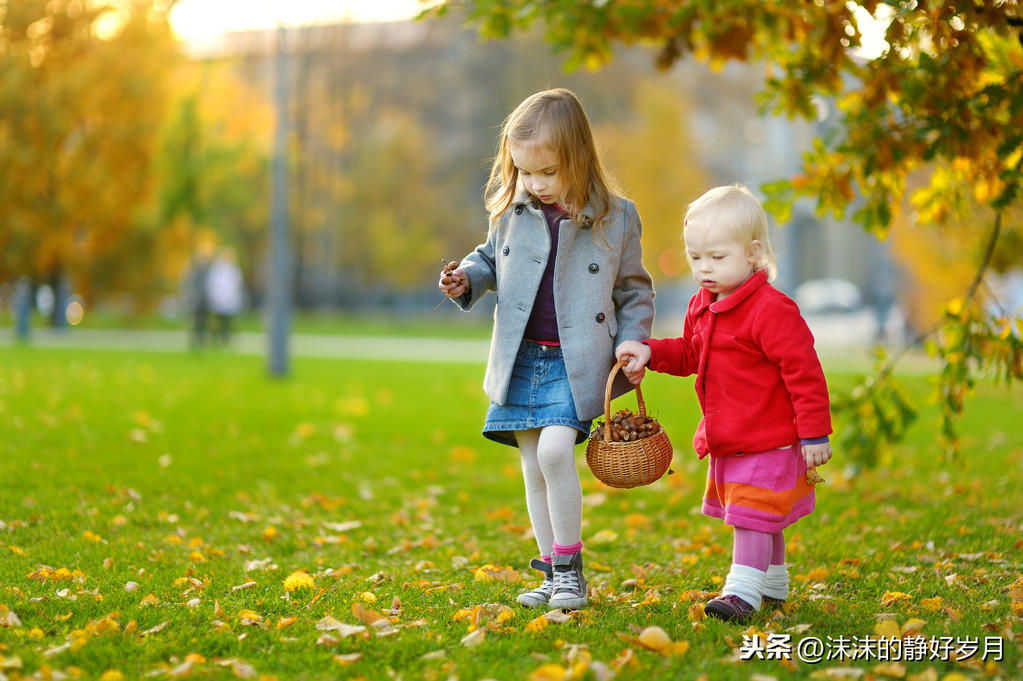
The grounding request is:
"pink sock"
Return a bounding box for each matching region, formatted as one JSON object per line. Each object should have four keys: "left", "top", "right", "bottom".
{"left": 733, "top": 527, "right": 772, "bottom": 572}
{"left": 552, "top": 541, "right": 583, "bottom": 556}
{"left": 540, "top": 555, "right": 552, "bottom": 564}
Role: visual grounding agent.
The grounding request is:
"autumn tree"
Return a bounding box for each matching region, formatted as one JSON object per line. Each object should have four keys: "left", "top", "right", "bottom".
{"left": 427, "top": 0, "right": 1023, "bottom": 465}
{"left": 153, "top": 58, "right": 274, "bottom": 302}
{"left": 598, "top": 79, "right": 711, "bottom": 283}
{"left": 0, "top": 0, "right": 181, "bottom": 313}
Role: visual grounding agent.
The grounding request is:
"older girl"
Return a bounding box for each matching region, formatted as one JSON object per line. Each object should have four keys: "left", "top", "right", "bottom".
{"left": 439, "top": 88, "right": 654, "bottom": 610}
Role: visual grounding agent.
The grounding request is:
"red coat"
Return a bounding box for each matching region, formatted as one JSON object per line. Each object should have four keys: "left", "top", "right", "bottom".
{"left": 646, "top": 270, "right": 831, "bottom": 458}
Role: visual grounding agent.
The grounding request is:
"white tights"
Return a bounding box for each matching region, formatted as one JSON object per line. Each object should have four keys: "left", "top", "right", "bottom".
{"left": 515, "top": 426, "right": 583, "bottom": 557}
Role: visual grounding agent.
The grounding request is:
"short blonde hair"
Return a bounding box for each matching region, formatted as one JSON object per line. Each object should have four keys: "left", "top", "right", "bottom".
{"left": 683, "top": 185, "right": 777, "bottom": 280}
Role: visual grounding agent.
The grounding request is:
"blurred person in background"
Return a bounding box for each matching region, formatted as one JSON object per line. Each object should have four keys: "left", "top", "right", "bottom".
{"left": 183, "top": 240, "right": 215, "bottom": 349}
{"left": 206, "top": 246, "right": 245, "bottom": 347}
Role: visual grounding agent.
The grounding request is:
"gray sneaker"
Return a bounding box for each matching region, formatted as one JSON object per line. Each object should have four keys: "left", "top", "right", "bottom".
{"left": 517, "top": 559, "right": 555, "bottom": 608}
{"left": 548, "top": 552, "right": 588, "bottom": 610}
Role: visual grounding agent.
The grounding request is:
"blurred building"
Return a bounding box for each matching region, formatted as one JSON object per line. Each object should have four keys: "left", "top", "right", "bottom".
{"left": 184, "top": 12, "right": 898, "bottom": 342}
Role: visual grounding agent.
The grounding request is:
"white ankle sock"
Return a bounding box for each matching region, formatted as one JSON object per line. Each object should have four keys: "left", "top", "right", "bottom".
{"left": 721, "top": 564, "right": 766, "bottom": 610}
{"left": 763, "top": 563, "right": 789, "bottom": 600}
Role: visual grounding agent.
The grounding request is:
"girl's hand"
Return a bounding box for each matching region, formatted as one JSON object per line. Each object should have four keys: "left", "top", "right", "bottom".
{"left": 615, "top": 341, "right": 650, "bottom": 385}
{"left": 801, "top": 442, "right": 832, "bottom": 468}
{"left": 439, "top": 266, "right": 469, "bottom": 298}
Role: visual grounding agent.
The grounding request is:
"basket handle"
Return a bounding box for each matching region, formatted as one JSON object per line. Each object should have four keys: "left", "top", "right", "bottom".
{"left": 602, "top": 358, "right": 647, "bottom": 440}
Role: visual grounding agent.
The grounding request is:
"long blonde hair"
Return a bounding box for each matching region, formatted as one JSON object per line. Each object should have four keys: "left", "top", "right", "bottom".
{"left": 484, "top": 88, "right": 618, "bottom": 236}
{"left": 683, "top": 185, "right": 778, "bottom": 280}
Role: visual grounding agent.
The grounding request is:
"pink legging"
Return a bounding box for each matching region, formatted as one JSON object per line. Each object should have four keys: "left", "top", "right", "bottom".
{"left": 733, "top": 527, "right": 786, "bottom": 571}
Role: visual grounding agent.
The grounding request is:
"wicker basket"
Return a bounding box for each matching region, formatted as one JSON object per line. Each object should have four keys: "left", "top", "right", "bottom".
{"left": 585, "top": 359, "right": 674, "bottom": 489}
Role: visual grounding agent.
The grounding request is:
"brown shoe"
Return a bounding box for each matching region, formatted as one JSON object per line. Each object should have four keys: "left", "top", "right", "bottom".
{"left": 705, "top": 594, "right": 756, "bottom": 624}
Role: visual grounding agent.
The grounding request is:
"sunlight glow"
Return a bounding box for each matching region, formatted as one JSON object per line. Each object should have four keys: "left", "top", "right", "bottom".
{"left": 851, "top": 3, "right": 892, "bottom": 60}
{"left": 169, "top": 0, "right": 434, "bottom": 42}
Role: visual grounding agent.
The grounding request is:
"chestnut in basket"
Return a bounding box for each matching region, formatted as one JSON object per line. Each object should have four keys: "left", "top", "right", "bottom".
{"left": 591, "top": 408, "right": 663, "bottom": 443}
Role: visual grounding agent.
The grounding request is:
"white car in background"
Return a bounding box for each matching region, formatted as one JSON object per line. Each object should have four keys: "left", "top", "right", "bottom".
{"left": 795, "top": 278, "right": 905, "bottom": 348}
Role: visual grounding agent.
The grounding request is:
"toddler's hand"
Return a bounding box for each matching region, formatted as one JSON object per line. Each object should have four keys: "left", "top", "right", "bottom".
{"left": 615, "top": 341, "right": 650, "bottom": 385}
{"left": 802, "top": 442, "right": 832, "bottom": 468}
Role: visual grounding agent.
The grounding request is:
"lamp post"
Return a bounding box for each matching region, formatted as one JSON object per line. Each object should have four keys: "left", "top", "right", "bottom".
{"left": 268, "top": 19, "right": 291, "bottom": 377}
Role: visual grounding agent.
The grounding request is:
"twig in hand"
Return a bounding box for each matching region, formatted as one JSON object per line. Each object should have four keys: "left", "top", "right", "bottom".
{"left": 433, "top": 258, "right": 461, "bottom": 311}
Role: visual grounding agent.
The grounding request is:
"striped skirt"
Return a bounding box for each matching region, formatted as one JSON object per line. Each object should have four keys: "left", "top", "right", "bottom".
{"left": 701, "top": 444, "right": 816, "bottom": 533}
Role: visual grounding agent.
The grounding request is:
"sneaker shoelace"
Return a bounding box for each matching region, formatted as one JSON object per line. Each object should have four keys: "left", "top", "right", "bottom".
{"left": 553, "top": 568, "right": 580, "bottom": 594}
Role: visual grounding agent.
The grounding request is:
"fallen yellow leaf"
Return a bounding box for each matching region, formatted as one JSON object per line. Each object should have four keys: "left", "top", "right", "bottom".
{"left": 474, "top": 564, "right": 521, "bottom": 583}
{"left": 880, "top": 591, "right": 912, "bottom": 607}
{"left": 901, "top": 618, "right": 926, "bottom": 636}
{"left": 275, "top": 616, "right": 298, "bottom": 630}
{"left": 637, "top": 626, "right": 672, "bottom": 651}
{"left": 282, "top": 571, "right": 315, "bottom": 592}
{"left": 460, "top": 628, "right": 485, "bottom": 648}
{"left": 525, "top": 614, "right": 549, "bottom": 633}
{"left": 873, "top": 661, "right": 907, "bottom": 678}
{"left": 874, "top": 619, "right": 901, "bottom": 639}
{"left": 529, "top": 664, "right": 567, "bottom": 681}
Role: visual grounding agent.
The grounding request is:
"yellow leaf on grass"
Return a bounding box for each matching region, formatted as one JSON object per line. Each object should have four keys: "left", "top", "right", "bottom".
{"left": 589, "top": 529, "right": 618, "bottom": 544}
{"left": 139, "top": 594, "right": 160, "bottom": 607}
{"left": 873, "top": 661, "right": 907, "bottom": 678}
{"left": 352, "top": 602, "right": 384, "bottom": 625}
{"left": 276, "top": 616, "right": 298, "bottom": 630}
{"left": 98, "top": 671, "right": 125, "bottom": 681}
{"left": 530, "top": 664, "right": 568, "bottom": 681}
{"left": 283, "top": 571, "right": 315, "bottom": 592}
{"left": 334, "top": 653, "right": 363, "bottom": 666}
{"left": 610, "top": 648, "right": 640, "bottom": 671}
{"left": 874, "top": 619, "right": 902, "bottom": 639}
{"left": 901, "top": 619, "right": 926, "bottom": 636}
{"left": 919, "top": 597, "right": 943, "bottom": 610}
{"left": 474, "top": 564, "right": 521, "bottom": 583}
{"left": 238, "top": 610, "right": 262, "bottom": 625}
{"left": 495, "top": 605, "right": 515, "bottom": 624}
{"left": 880, "top": 591, "right": 912, "bottom": 607}
{"left": 460, "top": 628, "right": 485, "bottom": 648}
{"left": 637, "top": 626, "right": 672, "bottom": 651}
{"left": 525, "top": 614, "right": 549, "bottom": 632}
{"left": 905, "top": 669, "right": 937, "bottom": 681}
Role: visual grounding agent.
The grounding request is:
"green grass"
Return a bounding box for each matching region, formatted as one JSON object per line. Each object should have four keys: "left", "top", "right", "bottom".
{"left": 1, "top": 346, "right": 1021, "bottom": 680}
{"left": 0, "top": 307, "right": 495, "bottom": 339}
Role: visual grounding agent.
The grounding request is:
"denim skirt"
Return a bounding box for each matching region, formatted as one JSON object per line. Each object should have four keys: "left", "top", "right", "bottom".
{"left": 482, "top": 339, "right": 592, "bottom": 448}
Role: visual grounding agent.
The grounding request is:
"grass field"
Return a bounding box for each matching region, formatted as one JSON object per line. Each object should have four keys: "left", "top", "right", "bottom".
{"left": 1, "top": 344, "right": 1021, "bottom": 680}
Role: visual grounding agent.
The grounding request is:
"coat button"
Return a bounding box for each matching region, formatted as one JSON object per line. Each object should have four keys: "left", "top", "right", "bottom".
{"left": 588, "top": 263, "right": 599, "bottom": 273}
{"left": 514, "top": 205, "right": 524, "bottom": 215}
{"left": 656, "top": 362, "right": 669, "bottom": 372}
{"left": 502, "top": 246, "right": 510, "bottom": 256}
{"left": 595, "top": 312, "right": 605, "bottom": 323}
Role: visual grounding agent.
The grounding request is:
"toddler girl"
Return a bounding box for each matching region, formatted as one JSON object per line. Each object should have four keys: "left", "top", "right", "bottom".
{"left": 616, "top": 184, "right": 832, "bottom": 623}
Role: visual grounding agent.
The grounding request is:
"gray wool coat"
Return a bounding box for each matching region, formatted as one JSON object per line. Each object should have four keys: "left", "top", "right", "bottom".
{"left": 455, "top": 192, "right": 655, "bottom": 422}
